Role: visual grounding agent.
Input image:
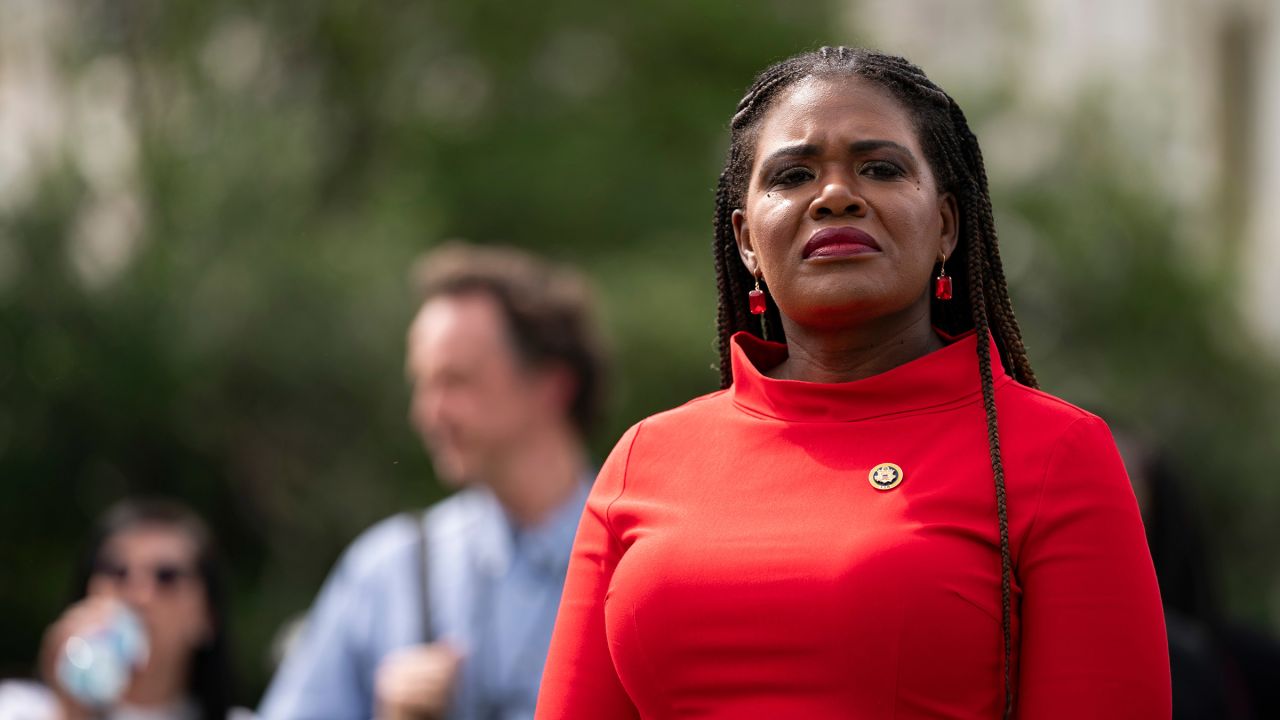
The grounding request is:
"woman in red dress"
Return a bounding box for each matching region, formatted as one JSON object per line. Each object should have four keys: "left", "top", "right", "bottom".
{"left": 536, "top": 47, "right": 1170, "bottom": 719}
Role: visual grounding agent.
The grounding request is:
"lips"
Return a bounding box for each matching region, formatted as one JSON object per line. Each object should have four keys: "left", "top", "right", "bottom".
{"left": 802, "top": 227, "right": 882, "bottom": 259}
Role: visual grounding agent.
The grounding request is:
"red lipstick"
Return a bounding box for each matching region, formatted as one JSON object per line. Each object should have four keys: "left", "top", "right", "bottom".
{"left": 802, "top": 227, "right": 882, "bottom": 259}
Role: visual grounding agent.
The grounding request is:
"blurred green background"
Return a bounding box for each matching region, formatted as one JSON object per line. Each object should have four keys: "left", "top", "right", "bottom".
{"left": 2, "top": 0, "right": 1277, "bottom": 705}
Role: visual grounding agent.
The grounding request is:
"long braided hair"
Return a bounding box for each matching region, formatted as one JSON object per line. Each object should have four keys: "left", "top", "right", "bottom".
{"left": 712, "top": 47, "right": 1038, "bottom": 718}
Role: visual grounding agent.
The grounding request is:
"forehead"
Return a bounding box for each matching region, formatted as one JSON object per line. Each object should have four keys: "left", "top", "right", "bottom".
{"left": 101, "top": 525, "right": 197, "bottom": 563}
{"left": 752, "top": 75, "right": 922, "bottom": 159}
{"left": 408, "top": 292, "right": 514, "bottom": 367}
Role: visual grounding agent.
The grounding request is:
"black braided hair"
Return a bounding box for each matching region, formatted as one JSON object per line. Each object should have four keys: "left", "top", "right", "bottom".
{"left": 711, "top": 47, "right": 1037, "bottom": 718}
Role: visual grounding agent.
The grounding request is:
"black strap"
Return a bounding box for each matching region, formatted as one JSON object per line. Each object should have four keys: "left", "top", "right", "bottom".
{"left": 412, "top": 510, "right": 434, "bottom": 643}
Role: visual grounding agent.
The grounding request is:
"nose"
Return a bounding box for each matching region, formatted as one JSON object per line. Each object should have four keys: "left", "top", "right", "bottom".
{"left": 410, "top": 385, "right": 447, "bottom": 435}
{"left": 809, "top": 171, "right": 866, "bottom": 220}
{"left": 120, "top": 576, "right": 158, "bottom": 609}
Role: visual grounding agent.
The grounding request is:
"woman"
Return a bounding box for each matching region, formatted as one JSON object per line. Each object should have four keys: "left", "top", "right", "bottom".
{"left": 0, "top": 499, "right": 243, "bottom": 720}
{"left": 536, "top": 47, "right": 1170, "bottom": 719}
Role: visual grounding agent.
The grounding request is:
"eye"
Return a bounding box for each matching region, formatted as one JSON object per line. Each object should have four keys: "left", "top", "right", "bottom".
{"left": 94, "top": 561, "right": 128, "bottom": 581}
{"left": 769, "top": 166, "right": 815, "bottom": 187}
{"left": 860, "top": 160, "right": 905, "bottom": 179}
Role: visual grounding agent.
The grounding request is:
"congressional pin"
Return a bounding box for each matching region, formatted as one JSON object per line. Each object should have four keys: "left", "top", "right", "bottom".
{"left": 868, "top": 462, "right": 904, "bottom": 491}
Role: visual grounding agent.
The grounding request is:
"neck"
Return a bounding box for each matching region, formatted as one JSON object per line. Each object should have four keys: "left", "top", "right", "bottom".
{"left": 484, "top": 422, "right": 586, "bottom": 527}
{"left": 122, "top": 648, "right": 191, "bottom": 709}
{"left": 772, "top": 301, "right": 942, "bottom": 383}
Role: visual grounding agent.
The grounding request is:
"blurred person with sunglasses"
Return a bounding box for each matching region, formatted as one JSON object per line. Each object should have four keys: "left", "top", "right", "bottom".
{"left": 0, "top": 498, "right": 248, "bottom": 720}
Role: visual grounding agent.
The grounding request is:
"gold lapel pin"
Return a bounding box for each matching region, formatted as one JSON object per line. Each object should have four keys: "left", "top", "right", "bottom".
{"left": 868, "top": 462, "right": 904, "bottom": 491}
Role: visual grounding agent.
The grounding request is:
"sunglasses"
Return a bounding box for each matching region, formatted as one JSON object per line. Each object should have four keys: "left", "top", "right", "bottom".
{"left": 93, "top": 561, "right": 197, "bottom": 590}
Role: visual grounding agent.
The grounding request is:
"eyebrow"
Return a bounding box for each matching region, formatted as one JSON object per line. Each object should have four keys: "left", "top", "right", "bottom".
{"left": 760, "top": 139, "right": 916, "bottom": 167}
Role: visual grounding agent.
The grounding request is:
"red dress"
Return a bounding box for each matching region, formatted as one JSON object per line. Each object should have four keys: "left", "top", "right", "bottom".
{"left": 536, "top": 332, "right": 1170, "bottom": 719}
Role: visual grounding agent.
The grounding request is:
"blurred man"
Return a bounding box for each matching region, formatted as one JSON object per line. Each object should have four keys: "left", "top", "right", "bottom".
{"left": 259, "top": 242, "right": 607, "bottom": 720}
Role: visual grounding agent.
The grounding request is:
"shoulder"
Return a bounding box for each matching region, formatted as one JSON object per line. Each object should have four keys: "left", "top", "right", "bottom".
{"left": 0, "top": 680, "right": 57, "bottom": 720}
{"left": 588, "top": 390, "right": 731, "bottom": 494}
{"left": 996, "top": 380, "right": 1114, "bottom": 448}
{"left": 621, "top": 388, "right": 734, "bottom": 448}
{"left": 336, "top": 512, "right": 419, "bottom": 582}
{"left": 334, "top": 490, "right": 487, "bottom": 584}
{"left": 322, "top": 486, "right": 491, "bottom": 594}
{"left": 340, "top": 486, "right": 494, "bottom": 566}
{"left": 423, "top": 486, "right": 495, "bottom": 536}
{"left": 997, "top": 385, "right": 1134, "bottom": 518}
{"left": 991, "top": 383, "right": 1131, "bottom": 514}
{"left": 646, "top": 388, "right": 732, "bottom": 424}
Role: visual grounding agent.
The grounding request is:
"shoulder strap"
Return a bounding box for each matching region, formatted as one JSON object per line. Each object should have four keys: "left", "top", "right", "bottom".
{"left": 414, "top": 510, "right": 434, "bottom": 643}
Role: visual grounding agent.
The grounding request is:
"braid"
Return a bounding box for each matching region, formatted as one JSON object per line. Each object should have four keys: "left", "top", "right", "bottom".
{"left": 966, "top": 208, "right": 1017, "bottom": 719}
{"left": 945, "top": 99, "right": 1038, "bottom": 387}
{"left": 713, "top": 59, "right": 818, "bottom": 382}
{"left": 712, "top": 48, "right": 1038, "bottom": 718}
{"left": 714, "top": 164, "right": 747, "bottom": 388}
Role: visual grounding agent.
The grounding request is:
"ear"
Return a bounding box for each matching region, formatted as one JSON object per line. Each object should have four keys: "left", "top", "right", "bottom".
{"left": 188, "top": 600, "right": 216, "bottom": 650}
{"left": 532, "top": 363, "right": 577, "bottom": 421}
{"left": 197, "top": 613, "right": 216, "bottom": 645}
{"left": 938, "top": 192, "right": 959, "bottom": 260}
{"left": 731, "top": 208, "right": 760, "bottom": 277}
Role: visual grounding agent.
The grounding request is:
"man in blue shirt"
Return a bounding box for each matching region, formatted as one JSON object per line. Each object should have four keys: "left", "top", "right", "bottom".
{"left": 259, "top": 243, "right": 608, "bottom": 720}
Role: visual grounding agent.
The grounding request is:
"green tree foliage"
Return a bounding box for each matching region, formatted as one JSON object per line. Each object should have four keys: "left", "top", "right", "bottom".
{"left": 998, "top": 106, "right": 1280, "bottom": 623}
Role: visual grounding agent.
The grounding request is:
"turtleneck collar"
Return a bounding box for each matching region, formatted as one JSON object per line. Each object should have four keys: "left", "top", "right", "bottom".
{"left": 728, "top": 330, "right": 1010, "bottom": 423}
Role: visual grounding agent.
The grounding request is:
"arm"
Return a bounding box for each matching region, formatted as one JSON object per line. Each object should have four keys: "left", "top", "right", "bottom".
{"left": 1015, "top": 416, "right": 1172, "bottom": 718}
{"left": 258, "top": 546, "right": 377, "bottom": 720}
{"left": 535, "top": 425, "right": 641, "bottom": 719}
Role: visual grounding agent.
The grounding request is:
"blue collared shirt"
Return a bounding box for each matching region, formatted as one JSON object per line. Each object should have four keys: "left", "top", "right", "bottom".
{"left": 258, "top": 480, "right": 591, "bottom": 720}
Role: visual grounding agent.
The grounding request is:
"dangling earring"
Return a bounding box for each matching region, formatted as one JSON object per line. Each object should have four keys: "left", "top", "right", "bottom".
{"left": 934, "top": 253, "right": 953, "bottom": 301}
{"left": 748, "top": 275, "right": 766, "bottom": 314}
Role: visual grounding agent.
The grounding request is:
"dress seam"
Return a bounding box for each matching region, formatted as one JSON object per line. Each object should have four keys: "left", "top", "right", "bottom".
{"left": 604, "top": 422, "right": 649, "bottom": 716}
{"left": 603, "top": 421, "right": 643, "bottom": 548}
{"left": 1017, "top": 416, "right": 1093, "bottom": 563}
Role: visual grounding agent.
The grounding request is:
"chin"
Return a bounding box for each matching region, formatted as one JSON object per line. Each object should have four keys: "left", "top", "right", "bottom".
{"left": 439, "top": 471, "right": 474, "bottom": 489}
{"left": 429, "top": 455, "right": 473, "bottom": 488}
{"left": 784, "top": 293, "right": 885, "bottom": 325}
{"left": 784, "top": 275, "right": 920, "bottom": 319}
{"left": 788, "top": 299, "right": 925, "bottom": 331}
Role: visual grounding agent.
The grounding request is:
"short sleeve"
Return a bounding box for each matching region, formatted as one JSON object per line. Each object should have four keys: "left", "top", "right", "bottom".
{"left": 535, "top": 424, "right": 642, "bottom": 719}
{"left": 1016, "top": 416, "right": 1172, "bottom": 717}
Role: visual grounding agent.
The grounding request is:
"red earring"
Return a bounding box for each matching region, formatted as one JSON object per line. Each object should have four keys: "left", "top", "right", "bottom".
{"left": 934, "top": 254, "right": 953, "bottom": 301}
{"left": 748, "top": 276, "right": 766, "bottom": 315}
